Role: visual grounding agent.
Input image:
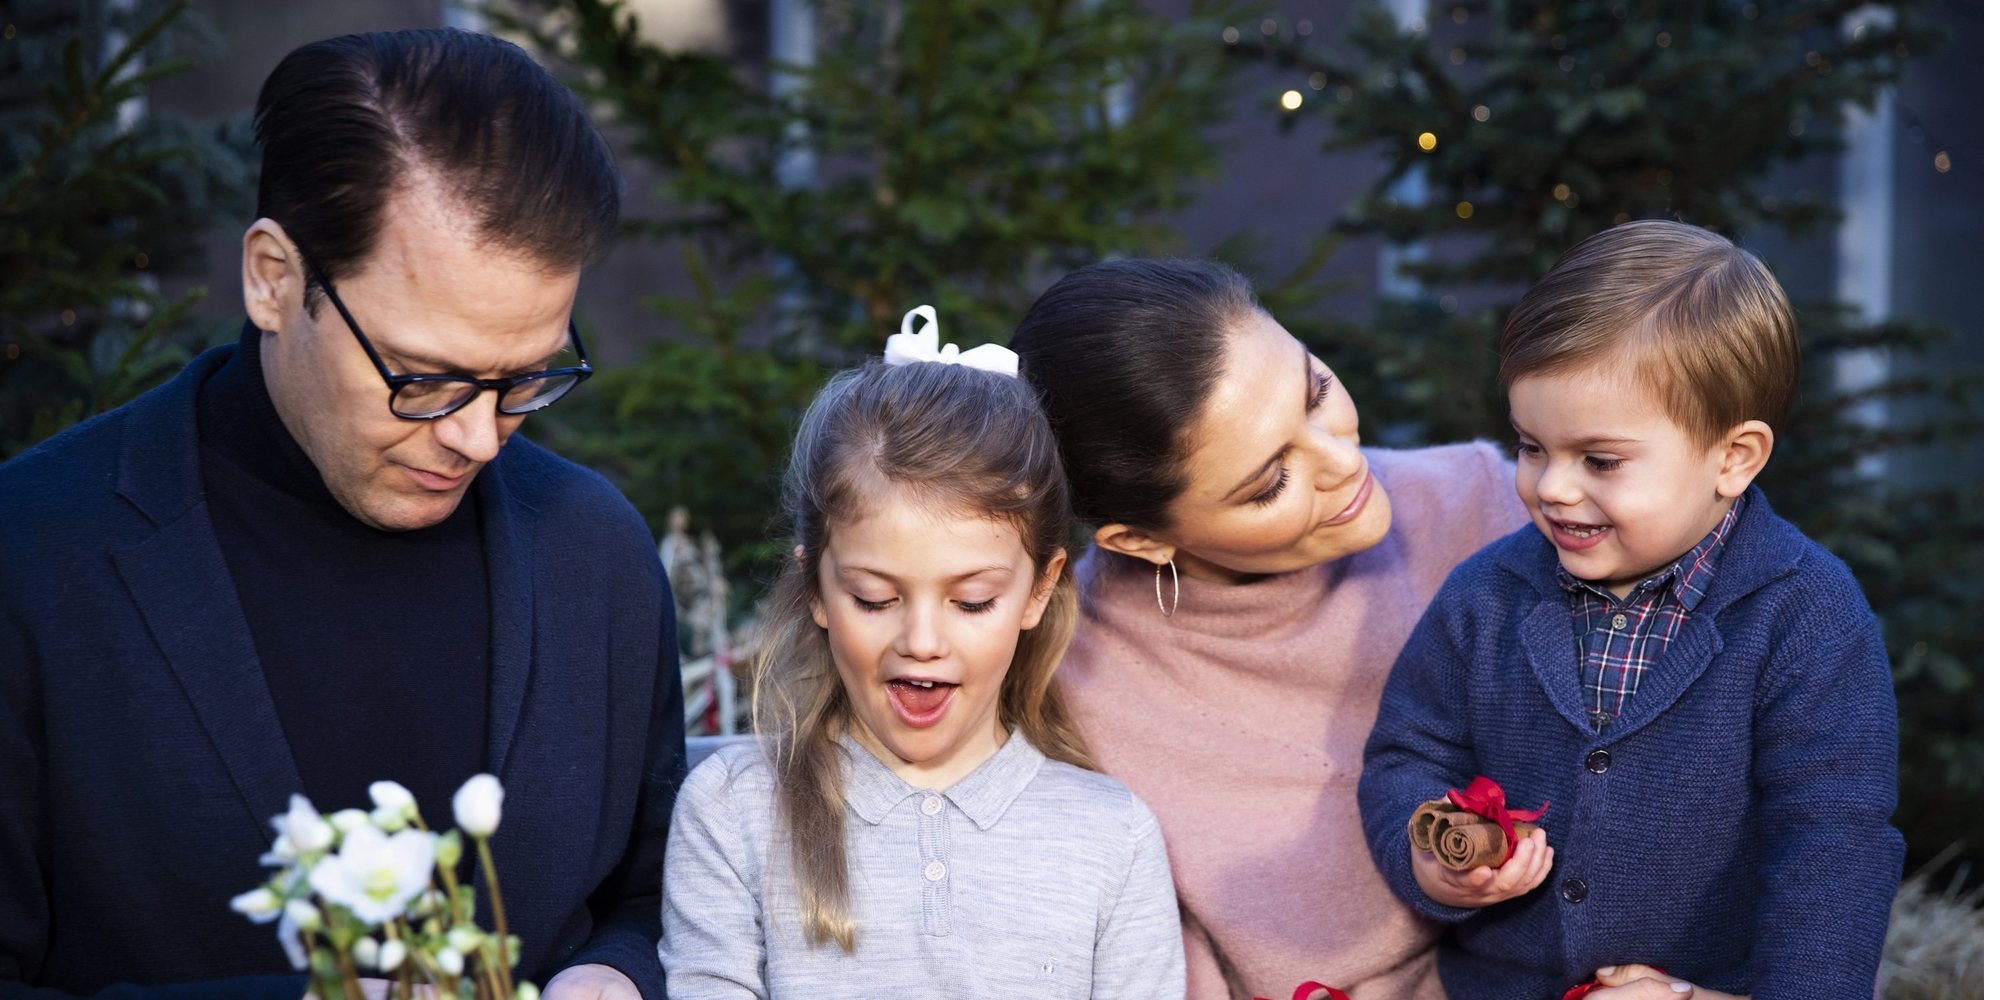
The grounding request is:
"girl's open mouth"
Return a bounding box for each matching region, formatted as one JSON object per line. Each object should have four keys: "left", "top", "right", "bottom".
{"left": 887, "top": 678, "right": 958, "bottom": 727}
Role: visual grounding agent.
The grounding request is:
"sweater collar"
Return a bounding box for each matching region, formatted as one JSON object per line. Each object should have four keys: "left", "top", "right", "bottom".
{"left": 1554, "top": 494, "right": 1744, "bottom": 610}
{"left": 1502, "top": 486, "right": 1801, "bottom": 612}
{"left": 196, "top": 321, "right": 343, "bottom": 509}
{"left": 1075, "top": 544, "right": 1350, "bottom": 642}
{"left": 839, "top": 728, "right": 1044, "bottom": 831}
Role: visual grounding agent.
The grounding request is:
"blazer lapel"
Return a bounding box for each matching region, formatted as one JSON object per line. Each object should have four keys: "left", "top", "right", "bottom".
{"left": 1603, "top": 616, "right": 1722, "bottom": 736}
{"left": 1520, "top": 600, "right": 1600, "bottom": 737}
{"left": 478, "top": 464, "right": 537, "bottom": 781}
{"left": 111, "top": 344, "right": 302, "bottom": 831}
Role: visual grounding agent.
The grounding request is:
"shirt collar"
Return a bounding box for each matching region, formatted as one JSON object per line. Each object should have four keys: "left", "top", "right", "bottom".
{"left": 838, "top": 728, "right": 1045, "bottom": 831}
{"left": 1555, "top": 495, "right": 1745, "bottom": 609}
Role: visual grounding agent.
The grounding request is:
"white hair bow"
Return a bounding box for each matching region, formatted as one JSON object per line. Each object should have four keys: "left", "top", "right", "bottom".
{"left": 883, "top": 305, "right": 1019, "bottom": 377}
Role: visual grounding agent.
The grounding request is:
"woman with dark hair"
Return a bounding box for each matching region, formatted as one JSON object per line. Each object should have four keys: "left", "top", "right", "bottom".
{"left": 1010, "top": 259, "right": 1525, "bottom": 1000}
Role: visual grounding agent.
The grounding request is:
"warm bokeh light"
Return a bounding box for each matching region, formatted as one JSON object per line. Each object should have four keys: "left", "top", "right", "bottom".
{"left": 1417, "top": 131, "right": 1438, "bottom": 151}
{"left": 1455, "top": 201, "right": 1474, "bottom": 219}
{"left": 1281, "top": 90, "right": 1304, "bottom": 111}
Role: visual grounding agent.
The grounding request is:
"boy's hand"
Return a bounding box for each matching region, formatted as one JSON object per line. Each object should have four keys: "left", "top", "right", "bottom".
{"left": 1411, "top": 827, "right": 1553, "bottom": 907}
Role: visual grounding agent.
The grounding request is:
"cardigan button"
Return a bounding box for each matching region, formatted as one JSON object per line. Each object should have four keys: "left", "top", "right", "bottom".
{"left": 1586, "top": 750, "right": 1611, "bottom": 773}
{"left": 1560, "top": 878, "right": 1588, "bottom": 903}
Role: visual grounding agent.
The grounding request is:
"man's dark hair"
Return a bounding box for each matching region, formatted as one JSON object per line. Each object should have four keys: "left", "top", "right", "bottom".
{"left": 254, "top": 29, "right": 623, "bottom": 313}
{"left": 1010, "top": 258, "right": 1260, "bottom": 532}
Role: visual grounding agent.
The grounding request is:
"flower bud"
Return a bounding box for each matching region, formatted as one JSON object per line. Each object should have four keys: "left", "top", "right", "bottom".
{"left": 516, "top": 984, "right": 540, "bottom": 1000}
{"left": 330, "top": 809, "right": 370, "bottom": 835}
{"left": 378, "top": 938, "right": 408, "bottom": 972}
{"left": 283, "top": 898, "right": 323, "bottom": 933}
{"left": 452, "top": 774, "right": 504, "bottom": 838}
{"left": 435, "top": 830, "right": 463, "bottom": 869}
{"left": 229, "top": 887, "right": 282, "bottom": 923}
{"left": 435, "top": 946, "right": 465, "bottom": 977}
{"left": 446, "top": 925, "right": 485, "bottom": 954}
{"left": 369, "top": 780, "right": 417, "bottom": 817}
{"left": 353, "top": 937, "right": 380, "bottom": 970}
{"left": 369, "top": 781, "right": 417, "bottom": 832}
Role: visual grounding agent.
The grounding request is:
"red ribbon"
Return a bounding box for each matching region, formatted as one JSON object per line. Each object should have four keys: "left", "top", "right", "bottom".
{"left": 1444, "top": 775, "right": 1549, "bottom": 862}
{"left": 1253, "top": 984, "right": 1350, "bottom": 1000}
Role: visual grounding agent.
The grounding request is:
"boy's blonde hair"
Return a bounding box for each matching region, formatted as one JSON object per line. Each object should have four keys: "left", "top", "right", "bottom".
{"left": 1499, "top": 220, "right": 1801, "bottom": 445}
{"left": 751, "top": 359, "right": 1093, "bottom": 954}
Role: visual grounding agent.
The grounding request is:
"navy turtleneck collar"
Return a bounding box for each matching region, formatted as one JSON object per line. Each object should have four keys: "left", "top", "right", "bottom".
{"left": 196, "top": 321, "right": 346, "bottom": 511}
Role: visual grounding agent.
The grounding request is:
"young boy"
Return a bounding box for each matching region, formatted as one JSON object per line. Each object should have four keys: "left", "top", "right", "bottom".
{"left": 1357, "top": 221, "right": 1902, "bottom": 1000}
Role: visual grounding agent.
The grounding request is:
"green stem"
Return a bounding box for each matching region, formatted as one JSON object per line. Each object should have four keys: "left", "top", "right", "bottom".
{"left": 334, "top": 947, "right": 364, "bottom": 1000}
{"left": 388, "top": 919, "right": 413, "bottom": 1000}
{"left": 475, "top": 836, "right": 515, "bottom": 996}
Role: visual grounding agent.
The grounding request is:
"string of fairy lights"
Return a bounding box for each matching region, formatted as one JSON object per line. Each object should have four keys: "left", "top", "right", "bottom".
{"left": 1225, "top": 5, "right": 1958, "bottom": 210}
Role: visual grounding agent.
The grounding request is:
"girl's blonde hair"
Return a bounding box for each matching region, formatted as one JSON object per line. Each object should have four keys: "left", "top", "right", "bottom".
{"left": 750, "top": 359, "right": 1093, "bottom": 953}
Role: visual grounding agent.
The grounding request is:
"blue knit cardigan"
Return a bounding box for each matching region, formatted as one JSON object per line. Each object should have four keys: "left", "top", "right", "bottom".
{"left": 1358, "top": 487, "right": 1902, "bottom": 1000}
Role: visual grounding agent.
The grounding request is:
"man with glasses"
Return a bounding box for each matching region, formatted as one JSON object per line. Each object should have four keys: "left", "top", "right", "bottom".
{"left": 0, "top": 30, "right": 680, "bottom": 1000}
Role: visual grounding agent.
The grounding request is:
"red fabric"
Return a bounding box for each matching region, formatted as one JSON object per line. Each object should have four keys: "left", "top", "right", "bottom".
{"left": 1251, "top": 983, "right": 1352, "bottom": 1000}
{"left": 1560, "top": 966, "right": 1670, "bottom": 999}
{"left": 1444, "top": 775, "right": 1549, "bottom": 860}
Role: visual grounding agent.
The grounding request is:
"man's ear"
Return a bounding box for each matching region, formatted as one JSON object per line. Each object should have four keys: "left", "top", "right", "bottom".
{"left": 1092, "top": 522, "right": 1176, "bottom": 568}
{"left": 242, "top": 218, "right": 300, "bottom": 333}
{"left": 1714, "top": 419, "right": 1775, "bottom": 499}
{"left": 1018, "top": 547, "right": 1070, "bottom": 631}
{"left": 797, "top": 544, "right": 830, "bottom": 629}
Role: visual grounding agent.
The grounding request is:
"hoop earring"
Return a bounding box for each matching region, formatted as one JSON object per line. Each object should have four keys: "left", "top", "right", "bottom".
{"left": 1155, "top": 558, "right": 1180, "bottom": 617}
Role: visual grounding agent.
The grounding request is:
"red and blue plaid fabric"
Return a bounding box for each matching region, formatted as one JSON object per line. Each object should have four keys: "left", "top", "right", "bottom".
{"left": 1558, "top": 497, "right": 1743, "bottom": 731}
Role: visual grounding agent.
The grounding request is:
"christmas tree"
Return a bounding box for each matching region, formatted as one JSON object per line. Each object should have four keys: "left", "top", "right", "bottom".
{"left": 501, "top": 0, "right": 1240, "bottom": 578}
{"left": 0, "top": 0, "right": 254, "bottom": 457}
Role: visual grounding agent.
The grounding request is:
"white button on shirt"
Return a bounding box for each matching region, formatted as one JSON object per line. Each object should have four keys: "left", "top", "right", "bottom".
{"left": 659, "top": 731, "right": 1186, "bottom": 999}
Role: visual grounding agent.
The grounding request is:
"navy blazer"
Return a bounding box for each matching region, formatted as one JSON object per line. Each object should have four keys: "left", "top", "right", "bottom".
{"left": 0, "top": 345, "right": 685, "bottom": 999}
{"left": 1358, "top": 488, "right": 1902, "bottom": 1000}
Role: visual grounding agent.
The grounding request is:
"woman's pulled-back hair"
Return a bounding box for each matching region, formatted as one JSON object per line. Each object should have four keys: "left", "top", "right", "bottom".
{"left": 752, "top": 359, "right": 1092, "bottom": 952}
{"left": 1009, "top": 258, "right": 1262, "bottom": 532}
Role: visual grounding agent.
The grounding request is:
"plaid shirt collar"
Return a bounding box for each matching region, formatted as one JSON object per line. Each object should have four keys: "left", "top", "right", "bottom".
{"left": 1555, "top": 495, "right": 1745, "bottom": 609}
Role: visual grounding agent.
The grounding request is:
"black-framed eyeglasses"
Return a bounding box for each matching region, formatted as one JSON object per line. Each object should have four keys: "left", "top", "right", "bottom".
{"left": 300, "top": 249, "right": 593, "bottom": 421}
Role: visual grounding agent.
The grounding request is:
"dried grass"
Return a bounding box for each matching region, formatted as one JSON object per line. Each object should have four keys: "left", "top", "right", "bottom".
{"left": 1877, "top": 846, "right": 1982, "bottom": 1000}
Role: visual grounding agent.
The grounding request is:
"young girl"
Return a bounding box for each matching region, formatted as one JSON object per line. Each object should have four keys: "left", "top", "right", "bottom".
{"left": 657, "top": 309, "right": 1184, "bottom": 998}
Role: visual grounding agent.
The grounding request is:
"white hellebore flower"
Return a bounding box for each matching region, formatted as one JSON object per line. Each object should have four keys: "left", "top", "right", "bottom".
{"left": 276, "top": 907, "right": 309, "bottom": 971}
{"left": 307, "top": 826, "right": 436, "bottom": 925}
{"left": 259, "top": 829, "right": 298, "bottom": 868}
{"left": 279, "top": 795, "right": 335, "bottom": 855}
{"left": 369, "top": 780, "right": 418, "bottom": 831}
{"left": 229, "top": 887, "right": 282, "bottom": 923}
{"left": 377, "top": 938, "right": 408, "bottom": 973}
{"left": 452, "top": 774, "right": 504, "bottom": 838}
{"left": 435, "top": 945, "right": 465, "bottom": 977}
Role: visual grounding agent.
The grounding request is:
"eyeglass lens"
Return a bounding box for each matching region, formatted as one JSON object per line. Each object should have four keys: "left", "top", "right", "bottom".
{"left": 391, "top": 373, "right": 584, "bottom": 419}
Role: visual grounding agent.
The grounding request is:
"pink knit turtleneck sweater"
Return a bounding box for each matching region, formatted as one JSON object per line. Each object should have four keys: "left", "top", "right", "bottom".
{"left": 1062, "top": 443, "right": 1526, "bottom": 1000}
